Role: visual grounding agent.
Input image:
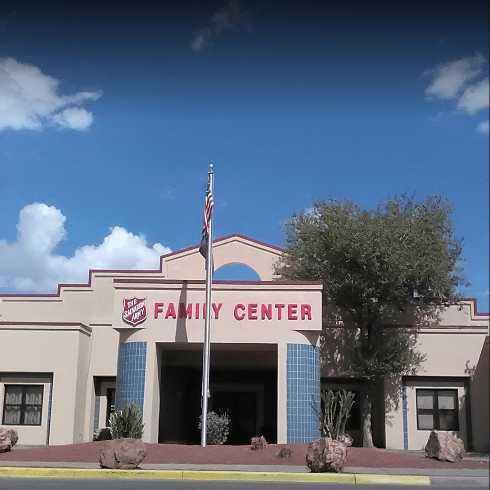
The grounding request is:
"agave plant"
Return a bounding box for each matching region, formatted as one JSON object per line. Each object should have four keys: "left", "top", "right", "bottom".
{"left": 109, "top": 402, "right": 144, "bottom": 439}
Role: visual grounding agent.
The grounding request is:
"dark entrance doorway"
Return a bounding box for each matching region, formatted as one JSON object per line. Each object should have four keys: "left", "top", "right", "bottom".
{"left": 158, "top": 344, "right": 277, "bottom": 445}
{"left": 212, "top": 390, "right": 257, "bottom": 444}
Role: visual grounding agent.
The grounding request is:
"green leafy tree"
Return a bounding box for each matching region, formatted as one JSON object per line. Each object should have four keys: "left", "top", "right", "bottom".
{"left": 278, "top": 195, "right": 465, "bottom": 447}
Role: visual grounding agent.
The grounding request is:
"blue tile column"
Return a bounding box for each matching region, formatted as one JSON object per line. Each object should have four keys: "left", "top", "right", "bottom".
{"left": 402, "top": 384, "right": 408, "bottom": 450}
{"left": 93, "top": 395, "right": 101, "bottom": 432}
{"left": 115, "top": 341, "right": 147, "bottom": 414}
{"left": 287, "top": 343, "right": 321, "bottom": 443}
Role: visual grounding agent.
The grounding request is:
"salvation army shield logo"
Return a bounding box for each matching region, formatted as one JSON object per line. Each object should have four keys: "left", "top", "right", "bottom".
{"left": 122, "top": 298, "right": 147, "bottom": 327}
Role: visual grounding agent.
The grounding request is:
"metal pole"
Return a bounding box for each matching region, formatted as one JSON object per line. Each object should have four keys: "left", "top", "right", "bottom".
{"left": 201, "top": 163, "right": 214, "bottom": 447}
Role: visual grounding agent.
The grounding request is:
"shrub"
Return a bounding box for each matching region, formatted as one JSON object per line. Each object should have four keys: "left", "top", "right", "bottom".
{"left": 198, "top": 411, "right": 230, "bottom": 445}
{"left": 109, "top": 403, "right": 144, "bottom": 439}
{"left": 319, "top": 389, "right": 355, "bottom": 440}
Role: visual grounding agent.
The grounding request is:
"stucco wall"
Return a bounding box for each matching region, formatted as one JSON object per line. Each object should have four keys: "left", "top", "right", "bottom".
{"left": 384, "top": 327, "right": 488, "bottom": 451}
{"left": 416, "top": 331, "right": 487, "bottom": 376}
{"left": 470, "top": 336, "right": 489, "bottom": 451}
{"left": 163, "top": 235, "right": 283, "bottom": 281}
{"left": 0, "top": 325, "right": 91, "bottom": 445}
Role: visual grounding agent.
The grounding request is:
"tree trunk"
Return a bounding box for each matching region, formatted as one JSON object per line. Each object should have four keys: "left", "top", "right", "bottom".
{"left": 361, "top": 387, "right": 375, "bottom": 448}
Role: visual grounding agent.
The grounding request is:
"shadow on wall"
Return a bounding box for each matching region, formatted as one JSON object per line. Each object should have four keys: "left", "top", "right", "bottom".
{"left": 175, "top": 281, "right": 189, "bottom": 342}
{"left": 319, "top": 302, "right": 439, "bottom": 448}
{"left": 469, "top": 336, "right": 489, "bottom": 452}
{"left": 459, "top": 391, "right": 468, "bottom": 449}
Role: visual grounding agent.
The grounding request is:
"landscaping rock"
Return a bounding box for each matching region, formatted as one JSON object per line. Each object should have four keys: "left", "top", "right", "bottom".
{"left": 337, "top": 433, "right": 353, "bottom": 447}
{"left": 276, "top": 446, "right": 293, "bottom": 459}
{"left": 0, "top": 427, "right": 18, "bottom": 452}
{"left": 306, "top": 437, "right": 348, "bottom": 473}
{"left": 93, "top": 428, "right": 112, "bottom": 441}
{"left": 99, "top": 438, "right": 147, "bottom": 469}
{"left": 250, "top": 435, "right": 267, "bottom": 450}
{"left": 425, "top": 431, "right": 465, "bottom": 462}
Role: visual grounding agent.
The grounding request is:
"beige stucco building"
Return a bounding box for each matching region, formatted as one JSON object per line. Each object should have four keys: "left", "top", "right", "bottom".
{"left": 0, "top": 234, "right": 488, "bottom": 451}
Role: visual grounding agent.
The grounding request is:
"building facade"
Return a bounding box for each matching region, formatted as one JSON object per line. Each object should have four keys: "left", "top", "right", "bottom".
{"left": 0, "top": 234, "right": 488, "bottom": 451}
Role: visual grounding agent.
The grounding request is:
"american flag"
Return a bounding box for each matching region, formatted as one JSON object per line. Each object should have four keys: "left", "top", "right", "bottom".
{"left": 199, "top": 188, "right": 214, "bottom": 260}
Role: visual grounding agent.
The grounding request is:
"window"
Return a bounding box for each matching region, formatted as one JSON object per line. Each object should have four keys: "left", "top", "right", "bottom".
{"left": 416, "top": 389, "right": 459, "bottom": 431}
{"left": 106, "top": 388, "right": 115, "bottom": 426}
{"left": 346, "top": 391, "right": 361, "bottom": 431}
{"left": 2, "top": 385, "right": 43, "bottom": 426}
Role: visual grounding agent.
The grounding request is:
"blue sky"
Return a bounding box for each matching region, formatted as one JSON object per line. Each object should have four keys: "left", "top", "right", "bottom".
{"left": 0, "top": 1, "right": 488, "bottom": 311}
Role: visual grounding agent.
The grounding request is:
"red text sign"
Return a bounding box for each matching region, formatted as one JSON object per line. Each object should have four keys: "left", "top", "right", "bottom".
{"left": 153, "top": 302, "right": 312, "bottom": 321}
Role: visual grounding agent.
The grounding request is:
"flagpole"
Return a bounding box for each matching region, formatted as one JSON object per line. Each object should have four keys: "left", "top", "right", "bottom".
{"left": 201, "top": 163, "right": 214, "bottom": 447}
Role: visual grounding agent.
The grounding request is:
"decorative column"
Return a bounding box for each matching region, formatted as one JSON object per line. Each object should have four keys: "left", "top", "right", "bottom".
{"left": 287, "top": 343, "right": 320, "bottom": 443}
{"left": 402, "top": 384, "right": 408, "bottom": 450}
{"left": 115, "top": 341, "right": 147, "bottom": 414}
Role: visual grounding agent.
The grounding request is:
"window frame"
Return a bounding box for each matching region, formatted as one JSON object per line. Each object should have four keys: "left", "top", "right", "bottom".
{"left": 2, "top": 384, "right": 44, "bottom": 427}
{"left": 416, "top": 388, "right": 459, "bottom": 431}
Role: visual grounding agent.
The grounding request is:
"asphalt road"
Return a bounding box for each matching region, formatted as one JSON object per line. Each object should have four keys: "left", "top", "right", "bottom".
{"left": 0, "top": 478, "right": 489, "bottom": 489}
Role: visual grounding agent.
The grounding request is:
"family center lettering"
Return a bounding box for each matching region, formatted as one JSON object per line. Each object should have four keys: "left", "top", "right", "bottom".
{"left": 153, "top": 302, "right": 312, "bottom": 321}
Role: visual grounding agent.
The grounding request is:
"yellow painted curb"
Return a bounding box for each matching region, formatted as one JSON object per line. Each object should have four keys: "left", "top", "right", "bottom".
{"left": 182, "top": 470, "right": 355, "bottom": 483}
{"left": 0, "top": 467, "right": 182, "bottom": 480}
{"left": 0, "top": 466, "right": 430, "bottom": 485}
{"left": 355, "top": 474, "right": 431, "bottom": 486}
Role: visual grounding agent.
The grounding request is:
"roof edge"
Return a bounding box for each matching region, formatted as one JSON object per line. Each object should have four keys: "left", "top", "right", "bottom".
{"left": 0, "top": 321, "right": 92, "bottom": 334}
{"left": 462, "top": 298, "right": 489, "bottom": 318}
{"left": 113, "top": 278, "right": 322, "bottom": 286}
{"left": 161, "top": 233, "right": 285, "bottom": 261}
{"left": 0, "top": 234, "right": 285, "bottom": 299}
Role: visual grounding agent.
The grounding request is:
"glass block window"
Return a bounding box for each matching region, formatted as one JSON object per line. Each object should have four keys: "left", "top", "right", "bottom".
{"left": 287, "top": 344, "right": 320, "bottom": 443}
{"left": 416, "top": 389, "right": 459, "bottom": 431}
{"left": 115, "top": 342, "right": 147, "bottom": 414}
{"left": 2, "top": 385, "right": 43, "bottom": 426}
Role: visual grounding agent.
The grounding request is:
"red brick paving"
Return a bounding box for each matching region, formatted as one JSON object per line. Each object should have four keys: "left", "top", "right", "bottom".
{"left": 0, "top": 442, "right": 488, "bottom": 469}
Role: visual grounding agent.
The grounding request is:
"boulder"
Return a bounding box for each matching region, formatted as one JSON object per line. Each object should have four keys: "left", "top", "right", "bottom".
{"left": 7, "top": 428, "right": 18, "bottom": 447}
{"left": 425, "top": 431, "right": 465, "bottom": 462}
{"left": 276, "top": 446, "right": 293, "bottom": 459}
{"left": 99, "top": 438, "right": 147, "bottom": 469}
{"left": 0, "top": 427, "right": 18, "bottom": 452}
{"left": 306, "top": 437, "right": 348, "bottom": 473}
{"left": 337, "top": 433, "right": 353, "bottom": 447}
{"left": 250, "top": 435, "right": 267, "bottom": 450}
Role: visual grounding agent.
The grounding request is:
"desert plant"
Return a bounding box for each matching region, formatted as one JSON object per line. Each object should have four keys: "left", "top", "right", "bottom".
{"left": 319, "top": 389, "right": 355, "bottom": 440}
{"left": 198, "top": 411, "right": 230, "bottom": 445}
{"left": 109, "top": 402, "right": 144, "bottom": 439}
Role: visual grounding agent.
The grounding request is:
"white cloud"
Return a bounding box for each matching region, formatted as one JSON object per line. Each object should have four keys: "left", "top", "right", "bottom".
{"left": 0, "top": 57, "right": 101, "bottom": 131}
{"left": 51, "top": 107, "right": 94, "bottom": 131}
{"left": 0, "top": 203, "right": 171, "bottom": 293}
{"left": 457, "top": 78, "right": 489, "bottom": 114}
{"left": 191, "top": 28, "right": 212, "bottom": 53}
{"left": 477, "top": 120, "right": 489, "bottom": 134}
{"left": 191, "top": 0, "right": 248, "bottom": 52}
{"left": 424, "top": 54, "right": 489, "bottom": 133}
{"left": 425, "top": 53, "right": 485, "bottom": 100}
